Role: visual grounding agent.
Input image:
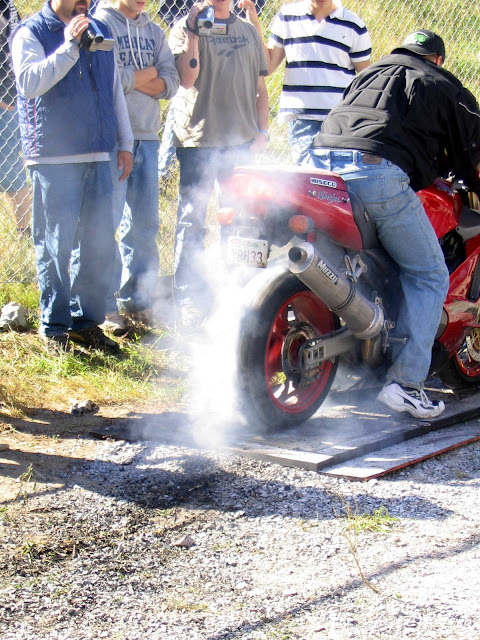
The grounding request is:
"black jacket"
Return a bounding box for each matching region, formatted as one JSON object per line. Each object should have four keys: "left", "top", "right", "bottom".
{"left": 314, "top": 50, "right": 480, "bottom": 192}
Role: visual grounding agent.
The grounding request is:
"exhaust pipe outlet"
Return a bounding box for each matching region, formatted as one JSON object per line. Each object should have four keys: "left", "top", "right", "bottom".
{"left": 289, "top": 242, "right": 384, "bottom": 340}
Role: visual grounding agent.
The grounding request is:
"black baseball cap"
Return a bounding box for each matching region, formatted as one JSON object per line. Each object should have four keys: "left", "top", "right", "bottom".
{"left": 400, "top": 30, "right": 446, "bottom": 60}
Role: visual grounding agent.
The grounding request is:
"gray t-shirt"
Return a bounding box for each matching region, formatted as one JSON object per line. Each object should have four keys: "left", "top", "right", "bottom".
{"left": 170, "top": 14, "right": 268, "bottom": 148}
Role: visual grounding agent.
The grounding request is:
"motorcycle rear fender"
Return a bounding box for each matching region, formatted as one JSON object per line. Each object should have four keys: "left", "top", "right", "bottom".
{"left": 220, "top": 165, "right": 367, "bottom": 250}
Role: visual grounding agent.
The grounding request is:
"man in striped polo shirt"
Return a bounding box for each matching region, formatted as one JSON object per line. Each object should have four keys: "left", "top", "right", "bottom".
{"left": 244, "top": 0, "right": 371, "bottom": 163}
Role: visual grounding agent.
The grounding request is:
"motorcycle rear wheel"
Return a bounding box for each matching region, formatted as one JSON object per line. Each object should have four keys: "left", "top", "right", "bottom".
{"left": 237, "top": 273, "right": 339, "bottom": 430}
{"left": 440, "top": 329, "right": 480, "bottom": 387}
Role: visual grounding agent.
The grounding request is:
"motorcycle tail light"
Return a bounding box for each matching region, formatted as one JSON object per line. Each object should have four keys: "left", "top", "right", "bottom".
{"left": 227, "top": 173, "right": 277, "bottom": 202}
{"left": 289, "top": 215, "right": 314, "bottom": 234}
{"left": 217, "top": 207, "right": 235, "bottom": 225}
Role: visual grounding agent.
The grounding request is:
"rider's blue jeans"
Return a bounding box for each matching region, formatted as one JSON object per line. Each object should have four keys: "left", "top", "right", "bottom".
{"left": 308, "top": 149, "right": 450, "bottom": 389}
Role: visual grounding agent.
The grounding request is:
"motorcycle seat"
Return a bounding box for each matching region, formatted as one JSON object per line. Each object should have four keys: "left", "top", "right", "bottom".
{"left": 349, "top": 190, "right": 380, "bottom": 250}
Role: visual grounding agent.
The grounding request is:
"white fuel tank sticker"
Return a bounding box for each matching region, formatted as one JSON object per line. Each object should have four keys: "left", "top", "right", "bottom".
{"left": 310, "top": 177, "right": 337, "bottom": 188}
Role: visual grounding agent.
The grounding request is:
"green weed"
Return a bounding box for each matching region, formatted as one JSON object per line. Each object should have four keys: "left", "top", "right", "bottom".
{"left": 15, "top": 463, "right": 36, "bottom": 502}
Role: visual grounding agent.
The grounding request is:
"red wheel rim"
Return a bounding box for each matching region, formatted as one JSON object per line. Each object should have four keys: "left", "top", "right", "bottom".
{"left": 455, "top": 330, "right": 480, "bottom": 379}
{"left": 264, "top": 290, "right": 336, "bottom": 414}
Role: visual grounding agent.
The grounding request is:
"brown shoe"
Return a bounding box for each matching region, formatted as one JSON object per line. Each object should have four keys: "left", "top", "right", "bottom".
{"left": 68, "top": 326, "right": 120, "bottom": 354}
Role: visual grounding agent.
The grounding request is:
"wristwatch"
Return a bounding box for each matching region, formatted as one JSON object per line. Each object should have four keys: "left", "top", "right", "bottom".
{"left": 258, "top": 128, "right": 269, "bottom": 142}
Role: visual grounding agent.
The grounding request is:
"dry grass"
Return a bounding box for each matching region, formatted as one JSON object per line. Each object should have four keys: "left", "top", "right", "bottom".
{"left": 0, "top": 329, "right": 188, "bottom": 418}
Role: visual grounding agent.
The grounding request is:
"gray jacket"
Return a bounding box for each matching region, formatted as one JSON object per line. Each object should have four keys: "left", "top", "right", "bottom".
{"left": 94, "top": 0, "right": 179, "bottom": 140}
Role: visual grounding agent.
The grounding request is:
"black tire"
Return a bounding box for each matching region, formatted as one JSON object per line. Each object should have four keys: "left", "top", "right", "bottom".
{"left": 237, "top": 271, "right": 339, "bottom": 430}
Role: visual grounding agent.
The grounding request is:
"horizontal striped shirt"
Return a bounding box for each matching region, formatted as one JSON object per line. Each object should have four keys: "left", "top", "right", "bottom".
{"left": 268, "top": 1, "right": 371, "bottom": 122}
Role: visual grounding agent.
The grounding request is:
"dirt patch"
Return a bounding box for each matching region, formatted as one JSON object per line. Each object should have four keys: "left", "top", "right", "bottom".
{"left": 0, "top": 402, "right": 163, "bottom": 502}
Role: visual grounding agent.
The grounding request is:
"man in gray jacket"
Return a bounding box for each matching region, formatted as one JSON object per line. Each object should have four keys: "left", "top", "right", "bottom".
{"left": 95, "top": 0, "right": 179, "bottom": 332}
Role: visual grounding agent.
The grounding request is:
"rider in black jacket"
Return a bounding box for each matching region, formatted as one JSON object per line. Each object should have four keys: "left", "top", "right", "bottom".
{"left": 312, "top": 30, "right": 480, "bottom": 419}
{"left": 315, "top": 33, "right": 480, "bottom": 193}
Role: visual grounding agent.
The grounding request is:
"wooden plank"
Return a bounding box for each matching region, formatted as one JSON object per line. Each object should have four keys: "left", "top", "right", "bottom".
{"left": 88, "top": 389, "right": 480, "bottom": 475}
{"left": 320, "top": 421, "right": 480, "bottom": 480}
{"left": 234, "top": 391, "right": 480, "bottom": 472}
{"left": 231, "top": 445, "right": 331, "bottom": 472}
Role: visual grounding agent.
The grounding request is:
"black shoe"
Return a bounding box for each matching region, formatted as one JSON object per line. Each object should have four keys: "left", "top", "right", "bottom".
{"left": 68, "top": 326, "right": 120, "bottom": 354}
{"left": 41, "top": 333, "right": 70, "bottom": 356}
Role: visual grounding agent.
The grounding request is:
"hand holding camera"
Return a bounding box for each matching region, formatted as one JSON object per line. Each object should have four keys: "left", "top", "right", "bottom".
{"left": 68, "top": 15, "right": 114, "bottom": 52}
{"left": 186, "top": 2, "right": 228, "bottom": 37}
{"left": 80, "top": 21, "right": 114, "bottom": 52}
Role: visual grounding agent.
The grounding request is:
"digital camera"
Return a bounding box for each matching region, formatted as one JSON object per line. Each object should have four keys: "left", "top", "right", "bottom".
{"left": 80, "top": 21, "right": 114, "bottom": 52}
{"left": 196, "top": 6, "right": 228, "bottom": 36}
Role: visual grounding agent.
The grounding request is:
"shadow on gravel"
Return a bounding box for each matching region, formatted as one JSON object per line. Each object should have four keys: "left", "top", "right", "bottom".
{"left": 0, "top": 437, "right": 457, "bottom": 524}
{"left": 205, "top": 527, "right": 480, "bottom": 640}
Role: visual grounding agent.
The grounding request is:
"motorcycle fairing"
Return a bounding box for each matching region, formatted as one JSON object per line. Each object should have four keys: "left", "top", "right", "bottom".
{"left": 225, "top": 165, "right": 365, "bottom": 250}
{"left": 418, "top": 179, "right": 462, "bottom": 238}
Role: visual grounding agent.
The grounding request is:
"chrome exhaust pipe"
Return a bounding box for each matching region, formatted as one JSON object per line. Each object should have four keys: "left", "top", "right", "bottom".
{"left": 289, "top": 242, "right": 384, "bottom": 340}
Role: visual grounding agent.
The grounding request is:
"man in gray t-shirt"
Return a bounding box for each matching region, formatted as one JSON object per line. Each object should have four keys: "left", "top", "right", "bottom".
{"left": 169, "top": 0, "right": 268, "bottom": 329}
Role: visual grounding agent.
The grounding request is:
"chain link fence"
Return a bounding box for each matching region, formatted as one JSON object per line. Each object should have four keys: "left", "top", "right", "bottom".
{"left": 2, "top": 0, "right": 480, "bottom": 283}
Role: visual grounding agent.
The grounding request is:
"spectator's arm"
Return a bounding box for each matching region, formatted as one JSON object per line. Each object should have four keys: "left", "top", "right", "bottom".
{"left": 113, "top": 62, "right": 133, "bottom": 154}
{"left": 136, "top": 76, "right": 167, "bottom": 96}
{"left": 136, "top": 28, "right": 179, "bottom": 99}
{"left": 240, "top": 0, "right": 285, "bottom": 75}
{"left": 353, "top": 60, "right": 370, "bottom": 73}
{"left": 251, "top": 75, "right": 269, "bottom": 153}
{"left": 11, "top": 21, "right": 86, "bottom": 98}
{"left": 266, "top": 45, "right": 285, "bottom": 76}
{"left": 133, "top": 66, "right": 158, "bottom": 88}
{"left": 175, "top": 29, "right": 200, "bottom": 89}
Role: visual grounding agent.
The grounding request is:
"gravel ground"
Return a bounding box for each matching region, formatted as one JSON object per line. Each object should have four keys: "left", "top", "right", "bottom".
{"left": 1, "top": 425, "right": 480, "bottom": 640}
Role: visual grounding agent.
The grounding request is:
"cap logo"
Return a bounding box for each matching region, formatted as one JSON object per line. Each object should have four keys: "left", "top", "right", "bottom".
{"left": 405, "top": 32, "right": 427, "bottom": 45}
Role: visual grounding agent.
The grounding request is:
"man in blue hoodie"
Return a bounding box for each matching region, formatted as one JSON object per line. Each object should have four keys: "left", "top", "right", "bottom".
{"left": 12, "top": 0, "right": 133, "bottom": 354}
{"left": 94, "top": 0, "right": 179, "bottom": 333}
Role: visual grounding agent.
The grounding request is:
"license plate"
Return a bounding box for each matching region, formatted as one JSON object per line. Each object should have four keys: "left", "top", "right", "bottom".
{"left": 227, "top": 236, "right": 269, "bottom": 268}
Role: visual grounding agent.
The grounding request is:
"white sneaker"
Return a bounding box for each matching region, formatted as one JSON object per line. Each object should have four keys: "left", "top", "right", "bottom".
{"left": 377, "top": 382, "right": 445, "bottom": 419}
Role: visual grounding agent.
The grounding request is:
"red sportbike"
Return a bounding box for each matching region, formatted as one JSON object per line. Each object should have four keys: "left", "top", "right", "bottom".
{"left": 216, "top": 158, "right": 480, "bottom": 429}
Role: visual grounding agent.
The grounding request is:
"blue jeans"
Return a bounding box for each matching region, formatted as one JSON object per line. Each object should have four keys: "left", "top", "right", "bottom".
{"left": 175, "top": 144, "right": 254, "bottom": 310}
{"left": 308, "top": 149, "right": 450, "bottom": 389}
{"left": 30, "top": 162, "right": 115, "bottom": 336}
{"left": 288, "top": 119, "right": 324, "bottom": 165}
{"left": 108, "top": 140, "right": 160, "bottom": 313}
